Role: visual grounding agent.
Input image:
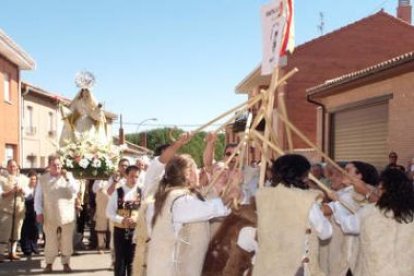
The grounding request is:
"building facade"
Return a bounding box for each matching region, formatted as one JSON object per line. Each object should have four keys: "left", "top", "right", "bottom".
{"left": 235, "top": 6, "right": 414, "bottom": 161}
{"left": 0, "top": 28, "right": 35, "bottom": 166}
{"left": 307, "top": 51, "right": 414, "bottom": 169}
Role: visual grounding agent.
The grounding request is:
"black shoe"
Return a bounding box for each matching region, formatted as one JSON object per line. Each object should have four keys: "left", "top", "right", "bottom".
{"left": 32, "top": 245, "right": 39, "bottom": 255}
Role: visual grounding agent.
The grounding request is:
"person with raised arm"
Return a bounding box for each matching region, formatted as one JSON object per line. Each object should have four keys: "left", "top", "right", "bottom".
{"left": 35, "top": 155, "right": 79, "bottom": 273}
{"left": 331, "top": 168, "right": 414, "bottom": 276}
{"left": 146, "top": 154, "right": 230, "bottom": 276}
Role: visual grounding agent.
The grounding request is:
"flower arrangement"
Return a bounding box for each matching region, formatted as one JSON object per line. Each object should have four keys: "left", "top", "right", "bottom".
{"left": 58, "top": 138, "right": 124, "bottom": 180}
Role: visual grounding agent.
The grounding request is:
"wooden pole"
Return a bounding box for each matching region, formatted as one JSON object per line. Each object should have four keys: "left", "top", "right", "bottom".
{"left": 278, "top": 92, "right": 294, "bottom": 151}
{"left": 262, "top": 111, "right": 280, "bottom": 150}
{"left": 193, "top": 94, "right": 263, "bottom": 134}
{"left": 202, "top": 133, "right": 249, "bottom": 197}
{"left": 259, "top": 67, "right": 279, "bottom": 188}
{"left": 211, "top": 100, "right": 262, "bottom": 135}
{"left": 221, "top": 113, "right": 253, "bottom": 198}
{"left": 204, "top": 107, "right": 266, "bottom": 197}
{"left": 251, "top": 130, "right": 355, "bottom": 213}
{"left": 273, "top": 67, "right": 299, "bottom": 90}
{"left": 276, "top": 110, "right": 349, "bottom": 176}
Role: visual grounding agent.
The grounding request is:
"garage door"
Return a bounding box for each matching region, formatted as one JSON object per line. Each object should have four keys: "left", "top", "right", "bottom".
{"left": 332, "top": 102, "right": 388, "bottom": 169}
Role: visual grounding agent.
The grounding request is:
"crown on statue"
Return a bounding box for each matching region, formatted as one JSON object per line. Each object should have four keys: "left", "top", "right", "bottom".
{"left": 75, "top": 71, "right": 96, "bottom": 90}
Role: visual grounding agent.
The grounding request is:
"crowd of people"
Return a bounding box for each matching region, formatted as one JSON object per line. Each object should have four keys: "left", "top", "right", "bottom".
{"left": 1, "top": 134, "right": 414, "bottom": 276}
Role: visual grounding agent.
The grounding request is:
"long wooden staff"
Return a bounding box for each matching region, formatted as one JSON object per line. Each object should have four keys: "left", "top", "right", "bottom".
{"left": 252, "top": 130, "right": 356, "bottom": 213}
{"left": 202, "top": 134, "right": 248, "bottom": 197}
{"left": 258, "top": 67, "right": 300, "bottom": 187}
{"left": 278, "top": 91, "right": 293, "bottom": 151}
{"left": 275, "top": 110, "right": 349, "bottom": 177}
{"left": 258, "top": 67, "right": 279, "bottom": 188}
{"left": 221, "top": 113, "right": 253, "bottom": 198}
{"left": 193, "top": 94, "right": 263, "bottom": 134}
{"left": 202, "top": 110, "right": 263, "bottom": 197}
{"left": 9, "top": 177, "right": 18, "bottom": 261}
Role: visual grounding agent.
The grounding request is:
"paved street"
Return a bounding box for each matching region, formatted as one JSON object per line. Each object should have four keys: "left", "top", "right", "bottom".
{"left": 0, "top": 250, "right": 113, "bottom": 276}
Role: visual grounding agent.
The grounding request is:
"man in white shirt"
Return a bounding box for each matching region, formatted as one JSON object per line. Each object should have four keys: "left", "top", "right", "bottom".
{"left": 135, "top": 155, "right": 150, "bottom": 189}
{"left": 35, "top": 155, "right": 79, "bottom": 273}
{"left": 106, "top": 165, "right": 142, "bottom": 276}
{"left": 105, "top": 158, "right": 130, "bottom": 270}
{"left": 107, "top": 158, "right": 130, "bottom": 196}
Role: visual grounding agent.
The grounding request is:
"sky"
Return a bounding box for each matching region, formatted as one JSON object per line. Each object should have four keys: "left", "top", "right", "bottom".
{"left": 0, "top": 0, "right": 399, "bottom": 134}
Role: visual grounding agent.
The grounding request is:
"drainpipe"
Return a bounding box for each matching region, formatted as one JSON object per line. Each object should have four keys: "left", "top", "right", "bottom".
{"left": 20, "top": 81, "right": 30, "bottom": 167}
{"left": 306, "top": 94, "right": 326, "bottom": 158}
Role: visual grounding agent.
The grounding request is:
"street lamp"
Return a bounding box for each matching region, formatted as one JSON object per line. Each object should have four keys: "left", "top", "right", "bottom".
{"left": 136, "top": 118, "right": 157, "bottom": 148}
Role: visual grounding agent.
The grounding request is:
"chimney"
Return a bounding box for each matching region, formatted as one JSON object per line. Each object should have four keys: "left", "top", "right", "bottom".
{"left": 397, "top": 0, "right": 412, "bottom": 24}
{"left": 119, "top": 114, "right": 125, "bottom": 145}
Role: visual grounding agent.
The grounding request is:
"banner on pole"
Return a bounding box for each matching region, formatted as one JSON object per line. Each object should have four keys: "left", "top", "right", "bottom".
{"left": 261, "top": 0, "right": 294, "bottom": 75}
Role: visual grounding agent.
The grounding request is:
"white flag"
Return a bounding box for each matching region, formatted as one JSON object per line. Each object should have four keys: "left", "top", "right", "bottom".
{"left": 261, "top": 0, "right": 294, "bottom": 75}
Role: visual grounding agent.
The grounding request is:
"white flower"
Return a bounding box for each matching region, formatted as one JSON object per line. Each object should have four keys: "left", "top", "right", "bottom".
{"left": 84, "top": 153, "right": 94, "bottom": 160}
{"left": 65, "top": 159, "right": 74, "bottom": 169}
{"left": 79, "top": 158, "right": 90, "bottom": 169}
{"left": 92, "top": 158, "right": 102, "bottom": 168}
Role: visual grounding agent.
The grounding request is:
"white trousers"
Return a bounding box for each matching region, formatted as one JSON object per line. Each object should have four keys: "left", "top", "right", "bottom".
{"left": 44, "top": 222, "right": 75, "bottom": 265}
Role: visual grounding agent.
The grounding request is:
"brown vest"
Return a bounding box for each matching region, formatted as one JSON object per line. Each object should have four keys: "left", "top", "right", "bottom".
{"left": 113, "top": 186, "right": 141, "bottom": 229}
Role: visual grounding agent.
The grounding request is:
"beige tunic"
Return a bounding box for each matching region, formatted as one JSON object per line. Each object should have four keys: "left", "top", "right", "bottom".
{"left": 39, "top": 173, "right": 76, "bottom": 227}
{"left": 320, "top": 220, "right": 350, "bottom": 276}
{"left": 146, "top": 188, "right": 210, "bottom": 276}
{"left": 320, "top": 186, "right": 366, "bottom": 276}
{"left": 0, "top": 175, "right": 29, "bottom": 242}
{"left": 253, "top": 185, "right": 324, "bottom": 276}
{"left": 353, "top": 204, "right": 414, "bottom": 276}
{"left": 94, "top": 183, "right": 109, "bottom": 231}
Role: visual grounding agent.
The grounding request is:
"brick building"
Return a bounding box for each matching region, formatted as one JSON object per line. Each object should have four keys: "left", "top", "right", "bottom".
{"left": 307, "top": 51, "right": 414, "bottom": 169}
{"left": 0, "top": 29, "right": 35, "bottom": 165}
{"left": 235, "top": 4, "right": 414, "bottom": 161}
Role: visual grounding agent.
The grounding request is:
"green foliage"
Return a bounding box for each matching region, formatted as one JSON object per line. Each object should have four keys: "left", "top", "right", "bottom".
{"left": 125, "top": 128, "right": 225, "bottom": 167}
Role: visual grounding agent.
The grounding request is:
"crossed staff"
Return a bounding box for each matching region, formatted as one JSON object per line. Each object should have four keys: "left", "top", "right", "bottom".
{"left": 192, "top": 67, "right": 356, "bottom": 213}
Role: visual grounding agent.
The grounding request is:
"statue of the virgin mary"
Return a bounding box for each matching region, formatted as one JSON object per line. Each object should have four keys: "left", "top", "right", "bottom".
{"left": 59, "top": 72, "right": 109, "bottom": 146}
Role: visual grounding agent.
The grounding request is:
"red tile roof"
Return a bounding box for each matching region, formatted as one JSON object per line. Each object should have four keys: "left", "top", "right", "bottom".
{"left": 307, "top": 51, "right": 414, "bottom": 96}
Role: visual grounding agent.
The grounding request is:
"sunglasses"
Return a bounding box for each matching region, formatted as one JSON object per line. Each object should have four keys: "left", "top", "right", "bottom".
{"left": 225, "top": 152, "right": 239, "bottom": 157}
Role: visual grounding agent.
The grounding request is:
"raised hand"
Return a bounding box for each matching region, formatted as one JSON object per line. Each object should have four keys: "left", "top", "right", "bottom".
{"left": 204, "top": 132, "right": 217, "bottom": 144}
{"left": 176, "top": 132, "right": 193, "bottom": 146}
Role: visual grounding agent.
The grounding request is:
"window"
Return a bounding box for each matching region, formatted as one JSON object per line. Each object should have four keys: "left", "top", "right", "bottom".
{"left": 3, "top": 73, "right": 11, "bottom": 102}
{"left": 26, "top": 106, "right": 36, "bottom": 135}
{"left": 5, "top": 144, "right": 14, "bottom": 162}
{"left": 40, "top": 156, "right": 46, "bottom": 168}
{"left": 27, "top": 154, "right": 37, "bottom": 168}
{"left": 48, "top": 112, "right": 55, "bottom": 136}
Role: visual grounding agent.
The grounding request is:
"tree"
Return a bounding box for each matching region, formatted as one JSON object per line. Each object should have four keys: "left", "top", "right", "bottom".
{"left": 125, "top": 128, "right": 225, "bottom": 167}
